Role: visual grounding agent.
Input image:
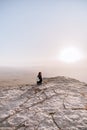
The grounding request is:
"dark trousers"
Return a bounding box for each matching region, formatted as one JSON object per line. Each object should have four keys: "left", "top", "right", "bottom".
{"left": 37, "top": 80, "right": 42, "bottom": 85}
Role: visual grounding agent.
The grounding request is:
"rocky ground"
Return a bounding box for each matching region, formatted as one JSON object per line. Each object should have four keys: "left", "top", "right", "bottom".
{"left": 0, "top": 76, "right": 87, "bottom": 130}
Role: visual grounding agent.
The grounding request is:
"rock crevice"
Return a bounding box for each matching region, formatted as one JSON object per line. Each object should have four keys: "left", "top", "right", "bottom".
{"left": 0, "top": 76, "right": 87, "bottom": 130}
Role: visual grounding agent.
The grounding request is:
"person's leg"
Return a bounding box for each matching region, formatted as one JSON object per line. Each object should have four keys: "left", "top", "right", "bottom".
{"left": 39, "top": 80, "right": 42, "bottom": 84}
{"left": 37, "top": 80, "right": 42, "bottom": 85}
{"left": 37, "top": 81, "right": 39, "bottom": 85}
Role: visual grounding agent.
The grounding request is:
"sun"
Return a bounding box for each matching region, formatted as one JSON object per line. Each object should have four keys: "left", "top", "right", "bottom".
{"left": 59, "top": 47, "right": 83, "bottom": 63}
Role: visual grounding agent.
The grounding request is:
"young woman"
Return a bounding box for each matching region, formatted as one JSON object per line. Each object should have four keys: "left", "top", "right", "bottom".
{"left": 37, "top": 72, "right": 42, "bottom": 85}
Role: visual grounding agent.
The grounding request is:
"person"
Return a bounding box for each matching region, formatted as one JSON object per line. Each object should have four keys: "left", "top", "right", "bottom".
{"left": 37, "top": 72, "right": 42, "bottom": 85}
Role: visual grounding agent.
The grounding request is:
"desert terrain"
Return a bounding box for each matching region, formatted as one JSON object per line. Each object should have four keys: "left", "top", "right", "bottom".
{"left": 0, "top": 76, "right": 87, "bottom": 130}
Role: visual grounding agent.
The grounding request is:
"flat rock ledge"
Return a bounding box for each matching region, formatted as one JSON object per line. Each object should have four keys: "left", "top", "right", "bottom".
{"left": 0, "top": 76, "right": 87, "bottom": 130}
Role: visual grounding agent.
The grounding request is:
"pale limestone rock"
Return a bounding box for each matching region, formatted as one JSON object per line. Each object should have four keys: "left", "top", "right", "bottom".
{"left": 0, "top": 76, "right": 87, "bottom": 130}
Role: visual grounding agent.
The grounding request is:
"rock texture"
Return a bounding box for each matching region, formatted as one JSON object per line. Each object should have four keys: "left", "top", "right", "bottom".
{"left": 0, "top": 76, "right": 87, "bottom": 130}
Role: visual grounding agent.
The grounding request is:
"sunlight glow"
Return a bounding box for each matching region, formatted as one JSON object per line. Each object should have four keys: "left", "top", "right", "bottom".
{"left": 59, "top": 47, "right": 83, "bottom": 63}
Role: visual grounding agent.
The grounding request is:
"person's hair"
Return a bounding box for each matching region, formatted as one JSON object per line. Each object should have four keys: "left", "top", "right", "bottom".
{"left": 38, "top": 72, "right": 41, "bottom": 75}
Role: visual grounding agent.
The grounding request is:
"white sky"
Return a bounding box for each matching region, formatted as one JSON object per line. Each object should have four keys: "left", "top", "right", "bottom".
{"left": 0, "top": 0, "right": 87, "bottom": 82}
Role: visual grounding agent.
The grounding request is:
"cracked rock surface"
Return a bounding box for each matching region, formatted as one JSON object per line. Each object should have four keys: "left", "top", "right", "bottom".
{"left": 0, "top": 76, "right": 87, "bottom": 130}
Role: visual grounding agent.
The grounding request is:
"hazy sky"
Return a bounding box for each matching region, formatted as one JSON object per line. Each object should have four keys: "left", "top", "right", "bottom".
{"left": 0, "top": 0, "right": 87, "bottom": 81}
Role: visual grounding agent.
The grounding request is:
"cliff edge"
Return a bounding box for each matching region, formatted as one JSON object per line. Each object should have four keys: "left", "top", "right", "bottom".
{"left": 0, "top": 76, "right": 87, "bottom": 130}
